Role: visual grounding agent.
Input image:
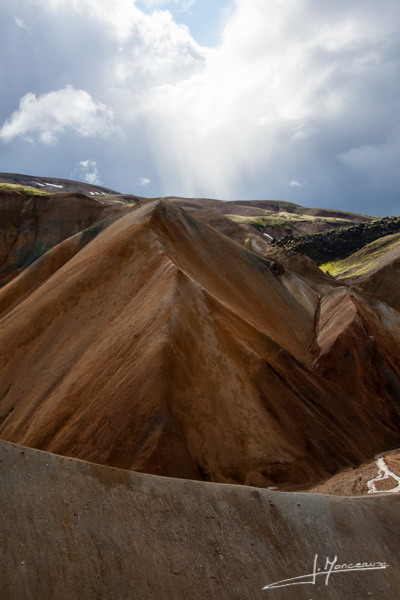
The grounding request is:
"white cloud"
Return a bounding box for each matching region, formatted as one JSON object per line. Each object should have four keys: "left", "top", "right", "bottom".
{"left": 289, "top": 180, "right": 304, "bottom": 187}
{"left": 15, "top": 17, "right": 30, "bottom": 32}
{"left": 0, "top": 86, "right": 116, "bottom": 145}
{"left": 139, "top": 0, "right": 196, "bottom": 12}
{"left": 72, "top": 159, "right": 102, "bottom": 184}
{"left": 138, "top": 177, "right": 151, "bottom": 186}
{"left": 42, "top": 0, "right": 204, "bottom": 54}
{"left": 114, "top": 9, "right": 206, "bottom": 89}
{"left": 31, "top": 0, "right": 208, "bottom": 93}
{"left": 140, "top": 0, "right": 400, "bottom": 200}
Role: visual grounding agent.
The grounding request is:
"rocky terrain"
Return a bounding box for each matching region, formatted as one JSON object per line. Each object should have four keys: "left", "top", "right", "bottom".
{"left": 273, "top": 215, "right": 400, "bottom": 264}
{"left": 1, "top": 174, "right": 399, "bottom": 599}
{"left": 308, "top": 448, "right": 400, "bottom": 495}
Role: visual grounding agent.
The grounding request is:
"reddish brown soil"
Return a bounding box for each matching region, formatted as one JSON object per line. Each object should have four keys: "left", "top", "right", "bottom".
{"left": 0, "top": 196, "right": 399, "bottom": 489}
{"left": 0, "top": 190, "right": 131, "bottom": 286}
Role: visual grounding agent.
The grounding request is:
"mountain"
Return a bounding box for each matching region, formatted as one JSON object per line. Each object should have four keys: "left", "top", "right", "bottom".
{"left": 0, "top": 172, "right": 121, "bottom": 196}
{"left": 0, "top": 187, "right": 134, "bottom": 289}
{"left": 1, "top": 174, "right": 400, "bottom": 599}
{"left": 0, "top": 172, "right": 372, "bottom": 243}
{"left": 0, "top": 181, "right": 400, "bottom": 491}
{"left": 166, "top": 196, "right": 374, "bottom": 252}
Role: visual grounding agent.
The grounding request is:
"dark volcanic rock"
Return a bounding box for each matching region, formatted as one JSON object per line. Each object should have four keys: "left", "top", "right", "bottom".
{"left": 273, "top": 216, "right": 400, "bottom": 264}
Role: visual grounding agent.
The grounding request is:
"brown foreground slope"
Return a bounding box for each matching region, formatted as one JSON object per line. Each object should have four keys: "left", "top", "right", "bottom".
{"left": 0, "top": 197, "right": 400, "bottom": 489}
{"left": 1, "top": 440, "right": 399, "bottom": 600}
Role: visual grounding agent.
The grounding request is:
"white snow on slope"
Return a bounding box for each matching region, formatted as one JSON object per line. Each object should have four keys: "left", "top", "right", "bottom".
{"left": 367, "top": 451, "right": 400, "bottom": 494}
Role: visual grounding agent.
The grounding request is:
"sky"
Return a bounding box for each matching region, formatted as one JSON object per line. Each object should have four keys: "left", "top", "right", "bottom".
{"left": 1, "top": 0, "right": 400, "bottom": 216}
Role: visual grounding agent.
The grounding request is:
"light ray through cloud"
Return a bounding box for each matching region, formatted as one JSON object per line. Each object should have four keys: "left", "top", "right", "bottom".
{"left": 0, "top": 0, "right": 399, "bottom": 215}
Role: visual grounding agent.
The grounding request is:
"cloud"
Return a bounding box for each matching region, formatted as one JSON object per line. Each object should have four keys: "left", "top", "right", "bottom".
{"left": 140, "top": 0, "right": 400, "bottom": 204}
{"left": 138, "top": 177, "right": 151, "bottom": 186}
{"left": 0, "top": 86, "right": 116, "bottom": 145}
{"left": 1, "top": 0, "right": 400, "bottom": 214}
{"left": 41, "top": 0, "right": 205, "bottom": 58}
{"left": 139, "top": 0, "right": 196, "bottom": 12}
{"left": 15, "top": 17, "right": 30, "bottom": 33}
{"left": 339, "top": 125, "right": 400, "bottom": 191}
{"left": 0, "top": 0, "right": 209, "bottom": 195}
{"left": 289, "top": 180, "right": 305, "bottom": 187}
{"left": 72, "top": 159, "right": 102, "bottom": 185}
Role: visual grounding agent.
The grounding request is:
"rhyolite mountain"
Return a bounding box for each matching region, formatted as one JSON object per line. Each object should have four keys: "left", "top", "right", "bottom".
{"left": 1, "top": 175, "right": 400, "bottom": 600}
{"left": 1, "top": 176, "right": 400, "bottom": 490}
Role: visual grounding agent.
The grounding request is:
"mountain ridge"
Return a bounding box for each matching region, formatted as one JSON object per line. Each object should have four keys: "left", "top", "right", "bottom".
{"left": 1, "top": 195, "right": 399, "bottom": 490}
{"left": 0, "top": 171, "right": 373, "bottom": 243}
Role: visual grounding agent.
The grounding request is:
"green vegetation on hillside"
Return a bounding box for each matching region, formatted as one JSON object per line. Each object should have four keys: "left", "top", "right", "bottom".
{"left": 227, "top": 212, "right": 352, "bottom": 233}
{"left": 0, "top": 183, "right": 50, "bottom": 198}
{"left": 230, "top": 201, "right": 302, "bottom": 213}
{"left": 227, "top": 214, "right": 293, "bottom": 232}
{"left": 103, "top": 194, "right": 138, "bottom": 206}
{"left": 272, "top": 216, "right": 400, "bottom": 264}
{"left": 320, "top": 233, "right": 400, "bottom": 278}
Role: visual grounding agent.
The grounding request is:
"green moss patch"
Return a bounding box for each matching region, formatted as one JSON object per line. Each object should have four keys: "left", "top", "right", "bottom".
{"left": 320, "top": 233, "right": 400, "bottom": 278}
{"left": 0, "top": 183, "right": 50, "bottom": 198}
{"left": 227, "top": 212, "right": 355, "bottom": 233}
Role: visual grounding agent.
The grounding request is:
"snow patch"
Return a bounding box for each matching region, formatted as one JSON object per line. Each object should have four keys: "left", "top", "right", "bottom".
{"left": 367, "top": 451, "right": 400, "bottom": 494}
{"left": 250, "top": 238, "right": 264, "bottom": 254}
{"left": 31, "top": 181, "right": 45, "bottom": 187}
{"left": 45, "top": 182, "right": 63, "bottom": 188}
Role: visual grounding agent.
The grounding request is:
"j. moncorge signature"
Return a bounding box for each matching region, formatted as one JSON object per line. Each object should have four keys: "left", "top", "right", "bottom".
{"left": 263, "top": 554, "right": 389, "bottom": 590}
